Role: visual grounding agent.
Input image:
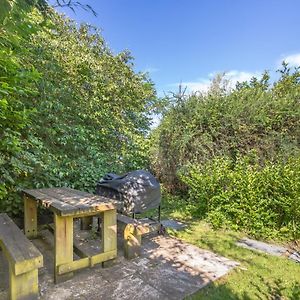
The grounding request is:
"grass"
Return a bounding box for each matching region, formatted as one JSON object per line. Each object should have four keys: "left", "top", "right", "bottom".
{"left": 160, "top": 195, "right": 300, "bottom": 300}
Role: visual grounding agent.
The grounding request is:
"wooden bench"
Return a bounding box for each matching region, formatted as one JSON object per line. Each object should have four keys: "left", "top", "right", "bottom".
{"left": 0, "top": 213, "right": 43, "bottom": 300}
{"left": 117, "top": 214, "right": 164, "bottom": 259}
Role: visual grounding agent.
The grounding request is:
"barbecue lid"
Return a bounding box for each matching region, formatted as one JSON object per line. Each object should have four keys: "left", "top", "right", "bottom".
{"left": 97, "top": 170, "right": 161, "bottom": 214}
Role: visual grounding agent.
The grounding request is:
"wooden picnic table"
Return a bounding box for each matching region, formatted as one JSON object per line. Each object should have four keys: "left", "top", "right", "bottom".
{"left": 22, "top": 187, "right": 117, "bottom": 283}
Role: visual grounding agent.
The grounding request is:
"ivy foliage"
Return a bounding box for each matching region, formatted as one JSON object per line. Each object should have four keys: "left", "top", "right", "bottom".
{"left": 0, "top": 0, "right": 160, "bottom": 215}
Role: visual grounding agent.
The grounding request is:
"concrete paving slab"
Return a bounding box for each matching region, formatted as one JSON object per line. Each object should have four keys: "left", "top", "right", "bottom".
{"left": 236, "top": 238, "right": 287, "bottom": 256}
{"left": 289, "top": 252, "right": 300, "bottom": 263}
{"left": 0, "top": 223, "right": 238, "bottom": 300}
{"left": 137, "top": 260, "right": 208, "bottom": 300}
{"left": 142, "top": 235, "right": 238, "bottom": 281}
{"left": 99, "top": 274, "right": 166, "bottom": 300}
{"left": 236, "top": 237, "right": 300, "bottom": 263}
{"left": 161, "top": 219, "right": 187, "bottom": 231}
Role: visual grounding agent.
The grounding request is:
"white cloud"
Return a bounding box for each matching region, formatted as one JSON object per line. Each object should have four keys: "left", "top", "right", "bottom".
{"left": 225, "top": 70, "right": 261, "bottom": 83}
{"left": 177, "top": 79, "right": 211, "bottom": 93}
{"left": 170, "top": 70, "right": 260, "bottom": 94}
{"left": 280, "top": 53, "right": 300, "bottom": 67}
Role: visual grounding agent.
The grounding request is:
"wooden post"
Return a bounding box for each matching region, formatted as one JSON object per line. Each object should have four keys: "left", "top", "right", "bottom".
{"left": 124, "top": 224, "right": 142, "bottom": 259}
{"left": 24, "top": 196, "right": 38, "bottom": 238}
{"left": 9, "top": 264, "right": 38, "bottom": 300}
{"left": 80, "top": 216, "right": 93, "bottom": 230}
{"left": 54, "top": 214, "right": 73, "bottom": 283}
{"left": 101, "top": 209, "right": 117, "bottom": 267}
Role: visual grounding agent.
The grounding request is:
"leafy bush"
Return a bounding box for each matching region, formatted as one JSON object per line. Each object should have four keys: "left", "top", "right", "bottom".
{"left": 151, "top": 70, "right": 300, "bottom": 192}
{"left": 150, "top": 66, "right": 300, "bottom": 239}
{"left": 0, "top": 1, "right": 161, "bottom": 215}
{"left": 0, "top": 0, "right": 43, "bottom": 214}
{"left": 179, "top": 155, "right": 300, "bottom": 239}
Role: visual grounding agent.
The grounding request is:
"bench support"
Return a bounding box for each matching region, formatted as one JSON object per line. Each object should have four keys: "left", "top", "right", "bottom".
{"left": 9, "top": 265, "right": 38, "bottom": 300}
{"left": 118, "top": 214, "right": 162, "bottom": 259}
{"left": 124, "top": 224, "right": 142, "bottom": 259}
{"left": 0, "top": 213, "right": 42, "bottom": 300}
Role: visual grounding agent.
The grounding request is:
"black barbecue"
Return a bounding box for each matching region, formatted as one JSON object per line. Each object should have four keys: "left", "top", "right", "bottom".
{"left": 96, "top": 170, "right": 161, "bottom": 221}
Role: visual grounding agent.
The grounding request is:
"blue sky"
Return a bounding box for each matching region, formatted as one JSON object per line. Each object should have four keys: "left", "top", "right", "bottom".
{"left": 55, "top": 0, "right": 300, "bottom": 96}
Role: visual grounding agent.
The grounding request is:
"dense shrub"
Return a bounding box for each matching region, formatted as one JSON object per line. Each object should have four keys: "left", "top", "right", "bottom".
{"left": 0, "top": 0, "right": 43, "bottom": 214}
{"left": 0, "top": 1, "right": 160, "bottom": 215}
{"left": 150, "top": 67, "right": 300, "bottom": 239}
{"left": 151, "top": 70, "right": 300, "bottom": 192}
{"left": 179, "top": 155, "right": 300, "bottom": 239}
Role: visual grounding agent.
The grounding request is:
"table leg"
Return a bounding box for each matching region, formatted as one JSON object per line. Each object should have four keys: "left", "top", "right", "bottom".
{"left": 101, "top": 209, "right": 117, "bottom": 267}
{"left": 54, "top": 214, "right": 73, "bottom": 283}
{"left": 80, "top": 216, "right": 93, "bottom": 230}
{"left": 24, "top": 196, "right": 37, "bottom": 238}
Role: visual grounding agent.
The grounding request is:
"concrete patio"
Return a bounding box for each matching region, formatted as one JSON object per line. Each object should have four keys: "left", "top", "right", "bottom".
{"left": 0, "top": 221, "right": 238, "bottom": 299}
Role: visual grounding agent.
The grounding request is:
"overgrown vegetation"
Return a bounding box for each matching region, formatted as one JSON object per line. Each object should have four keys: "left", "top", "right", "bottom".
{"left": 151, "top": 69, "right": 300, "bottom": 239}
{"left": 1, "top": 0, "right": 299, "bottom": 243}
{"left": 1, "top": 1, "right": 300, "bottom": 298}
{"left": 179, "top": 155, "right": 300, "bottom": 239}
{"left": 0, "top": 0, "right": 160, "bottom": 215}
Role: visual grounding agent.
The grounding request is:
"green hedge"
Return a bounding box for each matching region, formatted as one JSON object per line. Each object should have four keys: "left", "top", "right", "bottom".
{"left": 179, "top": 155, "right": 300, "bottom": 239}
{"left": 151, "top": 70, "right": 300, "bottom": 192}
{"left": 0, "top": 1, "right": 160, "bottom": 215}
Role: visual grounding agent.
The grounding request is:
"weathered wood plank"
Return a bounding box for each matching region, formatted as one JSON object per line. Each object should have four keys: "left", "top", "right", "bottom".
{"left": 24, "top": 196, "right": 38, "bottom": 239}
{"left": 117, "top": 214, "right": 157, "bottom": 225}
{"left": 101, "top": 209, "right": 117, "bottom": 253}
{"left": 60, "top": 207, "right": 114, "bottom": 217}
{"left": 57, "top": 249, "right": 117, "bottom": 274}
{"left": 124, "top": 225, "right": 142, "bottom": 259}
{"left": 22, "top": 188, "right": 118, "bottom": 216}
{"left": 0, "top": 213, "right": 43, "bottom": 275}
{"left": 22, "top": 189, "right": 75, "bottom": 215}
{"left": 0, "top": 213, "right": 42, "bottom": 299}
{"left": 24, "top": 187, "right": 116, "bottom": 208}
{"left": 9, "top": 266, "right": 38, "bottom": 300}
{"left": 101, "top": 209, "right": 117, "bottom": 267}
{"left": 117, "top": 214, "right": 161, "bottom": 259}
{"left": 21, "top": 188, "right": 119, "bottom": 283}
{"left": 39, "top": 188, "right": 90, "bottom": 210}
{"left": 58, "top": 257, "right": 90, "bottom": 275}
{"left": 117, "top": 213, "right": 136, "bottom": 224}
{"left": 54, "top": 214, "right": 73, "bottom": 283}
{"left": 117, "top": 214, "right": 160, "bottom": 235}
{"left": 54, "top": 188, "right": 118, "bottom": 212}
{"left": 90, "top": 249, "right": 117, "bottom": 267}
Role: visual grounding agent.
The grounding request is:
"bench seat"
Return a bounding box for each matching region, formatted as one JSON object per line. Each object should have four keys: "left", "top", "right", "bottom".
{"left": 117, "top": 214, "right": 162, "bottom": 259}
{"left": 0, "top": 213, "right": 43, "bottom": 300}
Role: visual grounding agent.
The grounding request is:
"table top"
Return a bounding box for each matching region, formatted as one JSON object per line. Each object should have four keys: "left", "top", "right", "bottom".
{"left": 22, "top": 187, "right": 119, "bottom": 217}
